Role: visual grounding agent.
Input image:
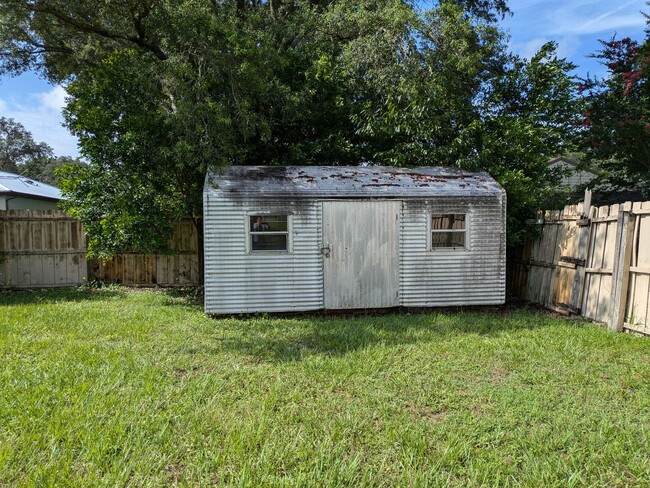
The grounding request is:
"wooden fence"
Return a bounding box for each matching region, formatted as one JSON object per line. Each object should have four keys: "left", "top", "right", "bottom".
{"left": 0, "top": 210, "right": 200, "bottom": 288}
{"left": 510, "top": 199, "right": 650, "bottom": 335}
{"left": 0, "top": 210, "right": 87, "bottom": 288}
{"left": 90, "top": 219, "right": 200, "bottom": 286}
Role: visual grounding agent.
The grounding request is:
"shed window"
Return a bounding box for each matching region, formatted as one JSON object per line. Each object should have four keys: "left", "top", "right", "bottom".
{"left": 250, "top": 215, "right": 288, "bottom": 251}
{"left": 431, "top": 214, "right": 466, "bottom": 249}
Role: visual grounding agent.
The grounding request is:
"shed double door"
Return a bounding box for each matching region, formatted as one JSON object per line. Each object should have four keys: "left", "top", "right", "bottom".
{"left": 322, "top": 201, "right": 400, "bottom": 309}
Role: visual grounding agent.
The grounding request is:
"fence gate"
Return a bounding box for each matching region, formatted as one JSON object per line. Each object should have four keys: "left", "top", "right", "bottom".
{"left": 581, "top": 205, "right": 619, "bottom": 323}
{"left": 552, "top": 209, "right": 592, "bottom": 314}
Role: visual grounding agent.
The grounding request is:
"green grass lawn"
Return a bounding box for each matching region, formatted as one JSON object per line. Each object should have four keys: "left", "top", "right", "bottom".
{"left": 1, "top": 288, "right": 649, "bottom": 487}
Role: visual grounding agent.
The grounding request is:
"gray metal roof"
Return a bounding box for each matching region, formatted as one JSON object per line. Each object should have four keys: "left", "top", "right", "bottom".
{"left": 207, "top": 165, "right": 504, "bottom": 198}
{"left": 0, "top": 171, "right": 62, "bottom": 201}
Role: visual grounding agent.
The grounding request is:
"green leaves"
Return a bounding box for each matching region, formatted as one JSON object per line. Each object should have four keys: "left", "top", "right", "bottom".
{"left": 579, "top": 31, "right": 650, "bottom": 196}
{"left": 1, "top": 0, "right": 581, "bottom": 257}
{"left": 0, "top": 117, "right": 54, "bottom": 174}
{"left": 56, "top": 164, "right": 178, "bottom": 258}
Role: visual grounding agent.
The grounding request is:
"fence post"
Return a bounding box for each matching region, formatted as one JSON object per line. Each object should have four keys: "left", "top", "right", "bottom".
{"left": 609, "top": 203, "right": 634, "bottom": 331}
{"left": 572, "top": 192, "right": 593, "bottom": 313}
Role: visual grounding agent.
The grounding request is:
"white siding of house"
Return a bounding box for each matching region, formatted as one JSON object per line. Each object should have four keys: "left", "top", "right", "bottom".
{"left": 549, "top": 160, "right": 596, "bottom": 188}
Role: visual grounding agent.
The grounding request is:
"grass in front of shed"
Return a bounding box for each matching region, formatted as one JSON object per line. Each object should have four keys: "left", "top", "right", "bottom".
{"left": 1, "top": 288, "right": 650, "bottom": 486}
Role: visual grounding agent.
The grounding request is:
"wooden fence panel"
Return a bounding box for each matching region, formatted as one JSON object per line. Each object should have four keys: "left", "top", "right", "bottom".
{"left": 625, "top": 202, "right": 650, "bottom": 334}
{"left": 525, "top": 210, "right": 562, "bottom": 308}
{"left": 507, "top": 240, "right": 532, "bottom": 300}
{"left": 0, "top": 210, "right": 87, "bottom": 288}
{"left": 90, "top": 219, "right": 199, "bottom": 286}
{"left": 1, "top": 211, "right": 200, "bottom": 289}
{"left": 582, "top": 205, "right": 618, "bottom": 322}
{"left": 549, "top": 204, "right": 584, "bottom": 313}
{"left": 513, "top": 199, "right": 650, "bottom": 336}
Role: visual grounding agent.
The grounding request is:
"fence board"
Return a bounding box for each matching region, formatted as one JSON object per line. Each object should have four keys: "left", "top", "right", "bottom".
{"left": 627, "top": 202, "right": 650, "bottom": 328}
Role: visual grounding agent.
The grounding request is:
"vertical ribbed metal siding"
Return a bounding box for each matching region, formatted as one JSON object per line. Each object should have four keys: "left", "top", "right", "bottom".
{"left": 399, "top": 195, "right": 506, "bottom": 306}
{"left": 203, "top": 194, "right": 323, "bottom": 314}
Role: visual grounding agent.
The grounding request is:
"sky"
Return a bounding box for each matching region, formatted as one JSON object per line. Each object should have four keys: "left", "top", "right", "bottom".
{"left": 0, "top": 0, "right": 647, "bottom": 159}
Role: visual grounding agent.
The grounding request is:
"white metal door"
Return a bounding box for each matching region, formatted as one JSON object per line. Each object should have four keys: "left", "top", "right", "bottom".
{"left": 322, "top": 201, "right": 400, "bottom": 309}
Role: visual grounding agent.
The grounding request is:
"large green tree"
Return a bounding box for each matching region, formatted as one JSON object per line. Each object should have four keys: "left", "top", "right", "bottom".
{"left": 0, "top": 116, "right": 53, "bottom": 174}
{"left": 1, "top": 0, "right": 578, "bottom": 273}
{"left": 579, "top": 20, "right": 650, "bottom": 196}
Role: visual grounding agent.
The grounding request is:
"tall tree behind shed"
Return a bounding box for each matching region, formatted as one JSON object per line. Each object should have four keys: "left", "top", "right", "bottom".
{"left": 0, "top": 0, "right": 580, "bottom": 282}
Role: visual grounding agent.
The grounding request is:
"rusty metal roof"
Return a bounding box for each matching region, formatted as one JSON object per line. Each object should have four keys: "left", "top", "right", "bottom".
{"left": 207, "top": 165, "right": 504, "bottom": 198}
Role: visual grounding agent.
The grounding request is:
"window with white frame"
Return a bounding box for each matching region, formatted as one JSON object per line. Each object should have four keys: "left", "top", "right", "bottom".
{"left": 249, "top": 215, "right": 289, "bottom": 251}
{"left": 430, "top": 213, "right": 467, "bottom": 250}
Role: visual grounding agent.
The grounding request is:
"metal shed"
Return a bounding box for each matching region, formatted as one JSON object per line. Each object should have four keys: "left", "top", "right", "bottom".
{"left": 203, "top": 166, "right": 506, "bottom": 314}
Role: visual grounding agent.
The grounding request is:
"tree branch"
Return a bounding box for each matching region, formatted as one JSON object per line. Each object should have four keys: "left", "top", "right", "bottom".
{"left": 30, "top": 3, "right": 168, "bottom": 60}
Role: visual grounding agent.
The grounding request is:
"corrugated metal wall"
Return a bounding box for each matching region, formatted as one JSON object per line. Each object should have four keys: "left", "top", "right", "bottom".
{"left": 204, "top": 193, "right": 506, "bottom": 313}
{"left": 203, "top": 195, "right": 323, "bottom": 314}
{"left": 399, "top": 196, "right": 506, "bottom": 306}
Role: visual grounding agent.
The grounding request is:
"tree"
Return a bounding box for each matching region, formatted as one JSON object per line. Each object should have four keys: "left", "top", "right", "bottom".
{"left": 579, "top": 8, "right": 650, "bottom": 196}
{"left": 21, "top": 155, "right": 85, "bottom": 186}
{"left": 0, "top": 116, "right": 83, "bottom": 185}
{"left": 0, "top": 116, "right": 53, "bottom": 174}
{"left": 474, "top": 42, "right": 580, "bottom": 241}
{"left": 347, "top": 8, "right": 579, "bottom": 242}
{"left": 1, "top": 0, "right": 578, "bottom": 275}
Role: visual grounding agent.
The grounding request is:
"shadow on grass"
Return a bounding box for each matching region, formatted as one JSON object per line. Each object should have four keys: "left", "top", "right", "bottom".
{"left": 159, "top": 287, "right": 204, "bottom": 309}
{"left": 215, "top": 307, "right": 568, "bottom": 363}
{"left": 0, "top": 286, "right": 126, "bottom": 306}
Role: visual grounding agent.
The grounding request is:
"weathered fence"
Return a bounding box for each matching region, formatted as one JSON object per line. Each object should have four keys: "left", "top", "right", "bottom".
{"left": 90, "top": 219, "right": 199, "bottom": 286}
{"left": 510, "top": 199, "right": 650, "bottom": 335}
{"left": 0, "top": 210, "right": 200, "bottom": 288}
{"left": 0, "top": 210, "right": 87, "bottom": 288}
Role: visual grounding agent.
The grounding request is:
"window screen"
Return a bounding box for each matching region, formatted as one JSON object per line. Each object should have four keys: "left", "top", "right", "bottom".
{"left": 431, "top": 214, "right": 466, "bottom": 249}
{"left": 250, "top": 215, "right": 289, "bottom": 251}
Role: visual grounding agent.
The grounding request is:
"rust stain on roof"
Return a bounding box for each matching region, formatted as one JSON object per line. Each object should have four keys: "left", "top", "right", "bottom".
{"left": 208, "top": 165, "right": 504, "bottom": 198}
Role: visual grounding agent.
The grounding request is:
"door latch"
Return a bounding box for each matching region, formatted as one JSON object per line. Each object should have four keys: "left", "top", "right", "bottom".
{"left": 320, "top": 244, "right": 331, "bottom": 258}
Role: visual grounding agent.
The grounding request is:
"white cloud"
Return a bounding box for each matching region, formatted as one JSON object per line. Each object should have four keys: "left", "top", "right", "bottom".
{"left": 517, "top": 37, "right": 549, "bottom": 60}
{"left": 0, "top": 85, "right": 80, "bottom": 157}
{"left": 550, "top": 11, "right": 646, "bottom": 36}
{"left": 509, "top": 34, "right": 580, "bottom": 62}
{"left": 502, "top": 0, "right": 647, "bottom": 77}
{"left": 34, "top": 85, "right": 68, "bottom": 112}
{"left": 507, "top": 0, "right": 647, "bottom": 36}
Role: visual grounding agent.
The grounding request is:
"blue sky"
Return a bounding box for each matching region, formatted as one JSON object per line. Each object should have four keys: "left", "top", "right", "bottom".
{"left": 0, "top": 0, "right": 647, "bottom": 159}
{"left": 501, "top": 0, "right": 648, "bottom": 76}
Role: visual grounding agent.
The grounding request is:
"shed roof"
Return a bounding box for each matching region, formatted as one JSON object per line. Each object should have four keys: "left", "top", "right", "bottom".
{"left": 207, "top": 166, "right": 504, "bottom": 198}
{"left": 0, "top": 171, "right": 62, "bottom": 201}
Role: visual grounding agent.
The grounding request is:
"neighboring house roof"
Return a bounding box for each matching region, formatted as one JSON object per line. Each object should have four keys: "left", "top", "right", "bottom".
{"left": 548, "top": 157, "right": 597, "bottom": 188}
{"left": 207, "top": 165, "right": 505, "bottom": 198}
{"left": 0, "top": 171, "right": 62, "bottom": 201}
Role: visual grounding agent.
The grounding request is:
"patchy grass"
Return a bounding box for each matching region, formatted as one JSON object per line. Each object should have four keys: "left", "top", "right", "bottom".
{"left": 1, "top": 288, "right": 649, "bottom": 486}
